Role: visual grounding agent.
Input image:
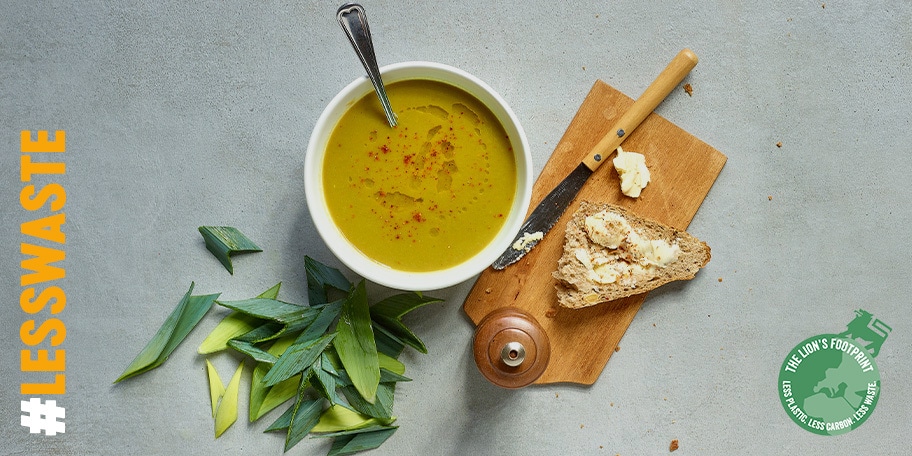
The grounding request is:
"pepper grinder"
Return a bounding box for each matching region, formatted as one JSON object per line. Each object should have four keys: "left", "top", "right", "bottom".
{"left": 472, "top": 307, "right": 551, "bottom": 388}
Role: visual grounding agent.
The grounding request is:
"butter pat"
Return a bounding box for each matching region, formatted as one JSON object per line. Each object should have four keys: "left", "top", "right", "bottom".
{"left": 637, "top": 238, "right": 681, "bottom": 267}
{"left": 512, "top": 231, "right": 543, "bottom": 252}
{"left": 612, "top": 146, "right": 650, "bottom": 198}
{"left": 579, "top": 209, "right": 681, "bottom": 288}
{"left": 584, "top": 211, "right": 629, "bottom": 249}
{"left": 588, "top": 257, "right": 621, "bottom": 284}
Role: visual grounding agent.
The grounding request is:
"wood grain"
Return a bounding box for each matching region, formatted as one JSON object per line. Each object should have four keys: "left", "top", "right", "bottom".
{"left": 463, "top": 80, "right": 727, "bottom": 385}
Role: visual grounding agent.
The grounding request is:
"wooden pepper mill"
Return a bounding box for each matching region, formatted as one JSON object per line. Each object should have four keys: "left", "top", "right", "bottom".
{"left": 472, "top": 307, "right": 551, "bottom": 388}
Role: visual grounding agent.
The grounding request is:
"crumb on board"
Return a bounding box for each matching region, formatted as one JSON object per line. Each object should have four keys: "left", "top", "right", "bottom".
{"left": 614, "top": 345, "right": 621, "bottom": 352}
{"left": 485, "top": 287, "right": 492, "bottom": 294}
{"left": 683, "top": 83, "right": 693, "bottom": 96}
{"left": 545, "top": 308, "right": 558, "bottom": 318}
{"left": 670, "top": 439, "right": 679, "bottom": 452}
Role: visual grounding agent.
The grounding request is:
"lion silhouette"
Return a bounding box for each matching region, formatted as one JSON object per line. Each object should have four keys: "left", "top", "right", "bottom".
{"left": 837, "top": 309, "right": 891, "bottom": 357}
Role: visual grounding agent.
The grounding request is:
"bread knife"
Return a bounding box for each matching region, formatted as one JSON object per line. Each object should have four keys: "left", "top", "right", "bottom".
{"left": 491, "top": 49, "right": 699, "bottom": 270}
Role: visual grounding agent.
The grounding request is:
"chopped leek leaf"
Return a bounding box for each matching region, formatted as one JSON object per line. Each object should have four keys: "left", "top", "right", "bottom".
{"left": 373, "top": 324, "right": 406, "bottom": 359}
{"left": 249, "top": 335, "right": 300, "bottom": 422}
{"left": 320, "top": 352, "right": 339, "bottom": 378}
{"left": 377, "top": 352, "right": 405, "bottom": 376}
{"left": 284, "top": 380, "right": 323, "bottom": 452}
{"left": 115, "top": 283, "right": 219, "bottom": 382}
{"left": 250, "top": 369, "right": 299, "bottom": 422}
{"left": 334, "top": 281, "right": 380, "bottom": 404}
{"left": 305, "top": 255, "right": 353, "bottom": 305}
{"left": 325, "top": 427, "right": 398, "bottom": 456}
{"left": 198, "top": 312, "right": 261, "bottom": 354}
{"left": 263, "top": 333, "right": 335, "bottom": 386}
{"left": 340, "top": 382, "right": 395, "bottom": 420}
{"left": 226, "top": 338, "right": 279, "bottom": 364}
{"left": 331, "top": 368, "right": 411, "bottom": 388}
{"left": 321, "top": 348, "right": 343, "bottom": 373}
{"left": 370, "top": 293, "right": 442, "bottom": 354}
{"left": 205, "top": 360, "right": 225, "bottom": 417}
{"left": 200, "top": 281, "right": 282, "bottom": 354}
{"left": 311, "top": 404, "right": 381, "bottom": 434}
{"left": 294, "top": 299, "right": 343, "bottom": 345}
{"left": 309, "top": 424, "right": 397, "bottom": 439}
{"left": 276, "top": 316, "right": 321, "bottom": 341}
{"left": 216, "top": 298, "right": 314, "bottom": 324}
{"left": 264, "top": 403, "right": 295, "bottom": 432}
{"left": 310, "top": 356, "right": 342, "bottom": 405}
{"left": 257, "top": 282, "right": 283, "bottom": 300}
{"left": 199, "top": 226, "right": 262, "bottom": 274}
{"left": 234, "top": 321, "right": 285, "bottom": 344}
{"left": 214, "top": 361, "right": 244, "bottom": 437}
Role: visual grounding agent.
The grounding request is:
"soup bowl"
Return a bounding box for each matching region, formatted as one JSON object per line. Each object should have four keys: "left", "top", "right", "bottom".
{"left": 304, "top": 61, "right": 532, "bottom": 291}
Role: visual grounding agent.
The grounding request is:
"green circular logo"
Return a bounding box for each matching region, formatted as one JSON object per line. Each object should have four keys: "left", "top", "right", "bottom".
{"left": 779, "top": 334, "right": 880, "bottom": 435}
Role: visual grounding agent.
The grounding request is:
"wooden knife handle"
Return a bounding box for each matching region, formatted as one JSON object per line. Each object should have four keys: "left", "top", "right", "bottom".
{"left": 581, "top": 48, "right": 698, "bottom": 172}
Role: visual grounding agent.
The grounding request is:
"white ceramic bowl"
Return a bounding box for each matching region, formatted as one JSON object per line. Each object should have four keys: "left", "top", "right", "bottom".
{"left": 304, "top": 61, "right": 532, "bottom": 291}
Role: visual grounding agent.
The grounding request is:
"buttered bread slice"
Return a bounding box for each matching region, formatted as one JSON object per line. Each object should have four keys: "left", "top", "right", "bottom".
{"left": 553, "top": 201, "right": 710, "bottom": 309}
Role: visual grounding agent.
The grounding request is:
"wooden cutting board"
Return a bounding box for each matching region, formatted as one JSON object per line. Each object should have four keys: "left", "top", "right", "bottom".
{"left": 463, "top": 79, "right": 727, "bottom": 385}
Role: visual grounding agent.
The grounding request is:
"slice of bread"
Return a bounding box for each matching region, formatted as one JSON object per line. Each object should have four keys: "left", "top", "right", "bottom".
{"left": 553, "top": 201, "right": 710, "bottom": 309}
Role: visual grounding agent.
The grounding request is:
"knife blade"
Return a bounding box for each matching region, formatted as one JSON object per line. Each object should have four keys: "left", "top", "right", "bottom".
{"left": 492, "top": 48, "right": 699, "bottom": 270}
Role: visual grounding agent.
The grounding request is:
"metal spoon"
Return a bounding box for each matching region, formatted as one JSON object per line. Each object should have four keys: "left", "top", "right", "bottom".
{"left": 337, "top": 3, "right": 397, "bottom": 127}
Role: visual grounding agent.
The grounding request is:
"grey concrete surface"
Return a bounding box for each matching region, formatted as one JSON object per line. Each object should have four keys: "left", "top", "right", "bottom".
{"left": 2, "top": 1, "right": 910, "bottom": 455}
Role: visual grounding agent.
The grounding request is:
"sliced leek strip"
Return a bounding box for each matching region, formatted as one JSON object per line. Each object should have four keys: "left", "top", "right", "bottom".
{"left": 199, "top": 226, "right": 262, "bottom": 274}
{"left": 205, "top": 359, "right": 225, "bottom": 417}
{"left": 214, "top": 361, "right": 244, "bottom": 437}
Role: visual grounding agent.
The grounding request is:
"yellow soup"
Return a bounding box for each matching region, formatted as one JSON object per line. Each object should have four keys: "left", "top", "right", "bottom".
{"left": 323, "top": 79, "right": 517, "bottom": 272}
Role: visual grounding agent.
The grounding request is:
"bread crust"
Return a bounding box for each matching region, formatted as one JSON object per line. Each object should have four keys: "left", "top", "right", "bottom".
{"left": 552, "top": 201, "right": 711, "bottom": 309}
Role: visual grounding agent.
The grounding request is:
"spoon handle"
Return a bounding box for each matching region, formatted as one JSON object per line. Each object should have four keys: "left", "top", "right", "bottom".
{"left": 337, "top": 3, "right": 397, "bottom": 127}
